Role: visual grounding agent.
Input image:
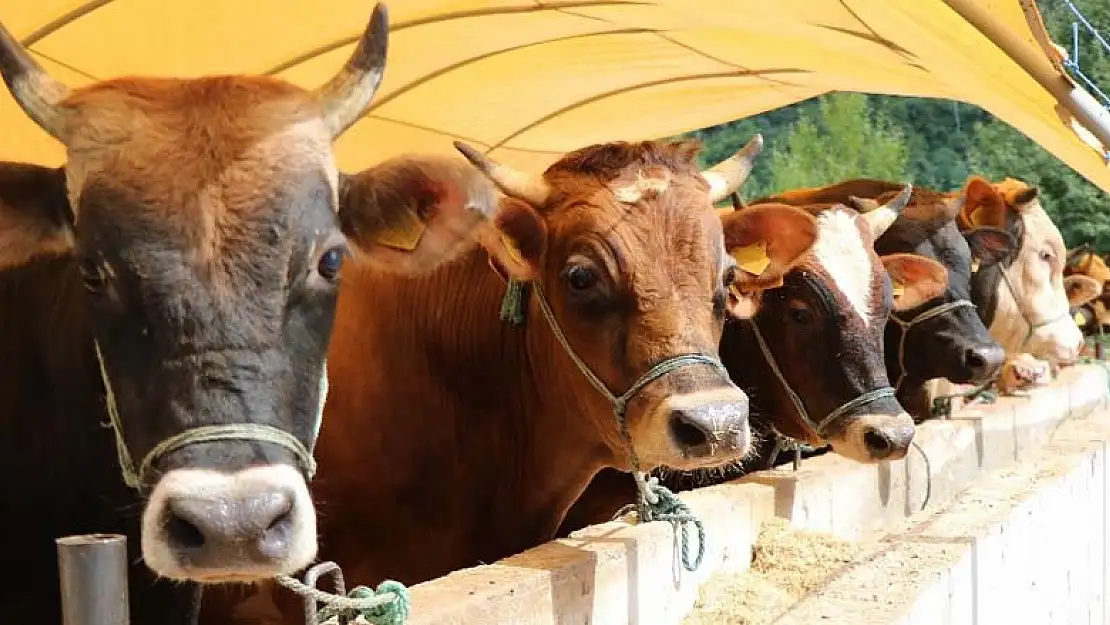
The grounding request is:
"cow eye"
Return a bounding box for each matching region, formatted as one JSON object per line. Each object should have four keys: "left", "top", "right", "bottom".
{"left": 564, "top": 265, "right": 599, "bottom": 291}
{"left": 317, "top": 247, "right": 346, "bottom": 282}
{"left": 78, "top": 258, "right": 105, "bottom": 292}
{"left": 788, "top": 300, "right": 814, "bottom": 325}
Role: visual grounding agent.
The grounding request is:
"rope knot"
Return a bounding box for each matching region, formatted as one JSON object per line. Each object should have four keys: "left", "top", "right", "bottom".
{"left": 321, "top": 582, "right": 410, "bottom": 625}
{"left": 633, "top": 471, "right": 706, "bottom": 572}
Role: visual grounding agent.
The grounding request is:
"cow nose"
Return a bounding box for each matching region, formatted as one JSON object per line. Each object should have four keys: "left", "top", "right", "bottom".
{"left": 668, "top": 399, "right": 748, "bottom": 457}
{"left": 164, "top": 488, "right": 295, "bottom": 564}
{"left": 964, "top": 344, "right": 1005, "bottom": 381}
{"left": 862, "top": 423, "right": 915, "bottom": 461}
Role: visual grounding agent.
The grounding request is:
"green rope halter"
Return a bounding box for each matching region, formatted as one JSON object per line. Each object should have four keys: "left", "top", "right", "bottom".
{"left": 999, "top": 268, "right": 1069, "bottom": 351}
{"left": 503, "top": 277, "right": 721, "bottom": 572}
{"left": 888, "top": 299, "right": 978, "bottom": 393}
{"left": 92, "top": 340, "right": 326, "bottom": 489}
{"left": 747, "top": 317, "right": 896, "bottom": 451}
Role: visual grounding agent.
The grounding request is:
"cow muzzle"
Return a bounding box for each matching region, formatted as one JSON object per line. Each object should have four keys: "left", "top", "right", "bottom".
{"left": 663, "top": 386, "right": 751, "bottom": 462}
{"left": 959, "top": 342, "right": 1006, "bottom": 383}
{"left": 141, "top": 465, "right": 318, "bottom": 582}
{"left": 830, "top": 412, "right": 916, "bottom": 462}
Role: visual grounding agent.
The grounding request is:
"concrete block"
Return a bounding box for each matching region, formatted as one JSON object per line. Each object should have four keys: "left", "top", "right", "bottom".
{"left": 390, "top": 365, "right": 1108, "bottom": 625}
{"left": 775, "top": 407, "right": 1110, "bottom": 624}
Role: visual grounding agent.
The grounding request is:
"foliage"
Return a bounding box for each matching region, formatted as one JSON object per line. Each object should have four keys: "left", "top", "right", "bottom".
{"left": 682, "top": 0, "right": 1110, "bottom": 251}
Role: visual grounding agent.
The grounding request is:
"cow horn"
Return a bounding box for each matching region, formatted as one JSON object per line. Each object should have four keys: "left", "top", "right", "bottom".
{"left": 314, "top": 3, "right": 390, "bottom": 139}
{"left": 702, "top": 134, "right": 763, "bottom": 205}
{"left": 0, "top": 21, "right": 70, "bottom": 141}
{"left": 861, "top": 183, "right": 912, "bottom": 238}
{"left": 453, "top": 141, "right": 550, "bottom": 206}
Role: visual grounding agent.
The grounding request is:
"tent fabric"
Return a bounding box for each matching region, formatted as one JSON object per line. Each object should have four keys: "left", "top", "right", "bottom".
{"left": 2, "top": 0, "right": 1109, "bottom": 193}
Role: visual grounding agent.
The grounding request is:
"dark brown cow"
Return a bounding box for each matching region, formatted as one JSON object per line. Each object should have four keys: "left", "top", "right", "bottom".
{"left": 205, "top": 135, "right": 822, "bottom": 623}
{"left": 0, "top": 6, "right": 511, "bottom": 624}
{"left": 752, "top": 178, "right": 1011, "bottom": 419}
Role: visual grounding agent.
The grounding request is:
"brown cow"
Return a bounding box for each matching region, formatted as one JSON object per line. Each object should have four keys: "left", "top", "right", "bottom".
{"left": 1063, "top": 246, "right": 1107, "bottom": 337}
{"left": 0, "top": 6, "right": 511, "bottom": 624}
{"left": 559, "top": 194, "right": 948, "bottom": 535}
{"left": 204, "top": 135, "right": 822, "bottom": 624}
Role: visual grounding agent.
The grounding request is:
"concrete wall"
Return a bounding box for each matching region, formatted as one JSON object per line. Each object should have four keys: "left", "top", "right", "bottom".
{"left": 778, "top": 405, "right": 1110, "bottom": 625}
{"left": 396, "top": 364, "right": 1110, "bottom": 625}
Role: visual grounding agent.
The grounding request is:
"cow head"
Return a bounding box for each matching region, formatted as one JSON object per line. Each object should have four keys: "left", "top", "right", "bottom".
{"left": 734, "top": 194, "right": 946, "bottom": 463}
{"left": 865, "top": 188, "right": 1009, "bottom": 386}
{"left": 455, "top": 136, "right": 817, "bottom": 470}
{"left": 0, "top": 5, "right": 502, "bottom": 583}
{"left": 958, "top": 176, "right": 1086, "bottom": 364}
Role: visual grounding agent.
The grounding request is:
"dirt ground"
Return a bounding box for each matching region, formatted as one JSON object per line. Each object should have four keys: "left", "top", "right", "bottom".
{"left": 682, "top": 517, "right": 865, "bottom": 625}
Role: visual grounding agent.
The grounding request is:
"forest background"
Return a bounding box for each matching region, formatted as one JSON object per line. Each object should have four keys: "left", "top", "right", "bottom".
{"left": 683, "top": 0, "right": 1110, "bottom": 251}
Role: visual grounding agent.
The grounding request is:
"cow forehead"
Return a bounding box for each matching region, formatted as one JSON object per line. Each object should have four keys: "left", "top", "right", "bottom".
{"left": 809, "top": 208, "right": 878, "bottom": 324}
{"left": 61, "top": 76, "right": 339, "bottom": 211}
{"left": 1018, "top": 201, "right": 1065, "bottom": 253}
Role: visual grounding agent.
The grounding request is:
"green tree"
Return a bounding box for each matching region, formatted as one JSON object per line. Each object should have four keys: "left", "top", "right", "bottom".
{"left": 765, "top": 93, "right": 909, "bottom": 194}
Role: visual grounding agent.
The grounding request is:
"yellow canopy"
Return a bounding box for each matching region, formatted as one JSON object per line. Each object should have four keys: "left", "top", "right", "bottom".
{"left": 3, "top": 0, "right": 1110, "bottom": 192}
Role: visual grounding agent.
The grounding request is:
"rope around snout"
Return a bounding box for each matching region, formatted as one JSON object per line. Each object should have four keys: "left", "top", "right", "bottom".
{"left": 505, "top": 277, "right": 712, "bottom": 573}
{"left": 274, "top": 573, "right": 410, "bottom": 625}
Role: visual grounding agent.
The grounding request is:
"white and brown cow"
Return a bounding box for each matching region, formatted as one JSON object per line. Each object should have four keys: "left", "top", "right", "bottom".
{"left": 957, "top": 176, "right": 1096, "bottom": 364}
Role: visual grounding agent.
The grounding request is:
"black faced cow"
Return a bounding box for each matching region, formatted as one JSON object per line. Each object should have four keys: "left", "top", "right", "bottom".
{"left": 0, "top": 6, "right": 505, "bottom": 623}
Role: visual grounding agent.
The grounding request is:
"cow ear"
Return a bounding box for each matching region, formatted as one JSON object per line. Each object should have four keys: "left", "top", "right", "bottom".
{"left": 958, "top": 176, "right": 1009, "bottom": 229}
{"left": 965, "top": 226, "right": 1017, "bottom": 266}
{"left": 338, "top": 155, "right": 500, "bottom": 275}
{"left": 1064, "top": 274, "right": 1101, "bottom": 307}
{"left": 720, "top": 203, "right": 818, "bottom": 318}
{"left": 0, "top": 162, "right": 74, "bottom": 271}
{"left": 996, "top": 178, "right": 1039, "bottom": 209}
{"left": 880, "top": 253, "right": 949, "bottom": 312}
{"left": 472, "top": 198, "right": 546, "bottom": 281}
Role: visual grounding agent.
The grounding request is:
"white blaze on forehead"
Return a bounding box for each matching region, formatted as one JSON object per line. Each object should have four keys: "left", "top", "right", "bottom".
{"left": 811, "top": 208, "right": 874, "bottom": 325}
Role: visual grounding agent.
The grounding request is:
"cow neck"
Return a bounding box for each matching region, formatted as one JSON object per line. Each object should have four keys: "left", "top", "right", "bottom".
{"left": 746, "top": 272, "right": 895, "bottom": 445}
{"left": 495, "top": 263, "right": 719, "bottom": 571}
{"left": 91, "top": 337, "right": 327, "bottom": 491}
{"left": 886, "top": 298, "right": 977, "bottom": 392}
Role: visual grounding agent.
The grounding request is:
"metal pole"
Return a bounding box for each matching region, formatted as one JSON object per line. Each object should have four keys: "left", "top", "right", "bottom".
{"left": 56, "top": 534, "right": 130, "bottom": 625}
{"left": 946, "top": 0, "right": 1110, "bottom": 159}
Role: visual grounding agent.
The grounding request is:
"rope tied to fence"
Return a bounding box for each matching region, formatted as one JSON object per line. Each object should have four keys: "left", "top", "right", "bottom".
{"left": 931, "top": 379, "right": 998, "bottom": 418}
{"left": 612, "top": 471, "right": 706, "bottom": 571}
{"left": 275, "top": 569, "right": 410, "bottom": 625}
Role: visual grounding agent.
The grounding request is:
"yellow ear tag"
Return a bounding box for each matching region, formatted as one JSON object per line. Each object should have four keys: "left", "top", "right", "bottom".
{"left": 731, "top": 241, "right": 771, "bottom": 277}
{"left": 373, "top": 208, "right": 427, "bottom": 252}
{"left": 971, "top": 258, "right": 982, "bottom": 273}
{"left": 500, "top": 232, "right": 525, "bottom": 266}
{"left": 1075, "top": 311, "right": 1086, "bottom": 325}
{"left": 892, "top": 282, "right": 905, "bottom": 298}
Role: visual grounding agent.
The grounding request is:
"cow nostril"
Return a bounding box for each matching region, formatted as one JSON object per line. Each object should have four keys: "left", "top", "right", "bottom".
{"left": 863, "top": 428, "right": 894, "bottom": 459}
{"left": 669, "top": 411, "right": 710, "bottom": 451}
{"left": 964, "top": 348, "right": 987, "bottom": 370}
{"left": 165, "top": 511, "right": 206, "bottom": 551}
{"left": 258, "top": 500, "right": 295, "bottom": 560}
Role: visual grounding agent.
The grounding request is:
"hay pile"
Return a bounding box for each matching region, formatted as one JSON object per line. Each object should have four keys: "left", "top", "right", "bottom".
{"left": 683, "top": 517, "right": 864, "bottom": 625}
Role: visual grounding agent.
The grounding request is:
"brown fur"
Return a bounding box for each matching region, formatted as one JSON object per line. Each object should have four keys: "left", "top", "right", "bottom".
{"left": 199, "top": 139, "right": 823, "bottom": 624}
